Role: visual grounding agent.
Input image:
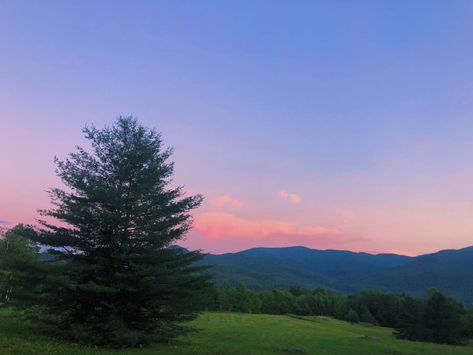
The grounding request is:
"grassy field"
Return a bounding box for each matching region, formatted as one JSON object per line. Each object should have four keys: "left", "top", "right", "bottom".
{"left": 0, "top": 309, "right": 472, "bottom": 354}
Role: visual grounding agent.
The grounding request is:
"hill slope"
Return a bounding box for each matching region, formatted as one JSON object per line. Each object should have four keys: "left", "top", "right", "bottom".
{"left": 0, "top": 309, "right": 471, "bottom": 354}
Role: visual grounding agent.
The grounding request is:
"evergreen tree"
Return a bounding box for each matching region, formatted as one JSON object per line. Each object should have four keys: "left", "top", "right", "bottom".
{"left": 360, "top": 306, "right": 377, "bottom": 325}
{"left": 32, "top": 117, "right": 211, "bottom": 346}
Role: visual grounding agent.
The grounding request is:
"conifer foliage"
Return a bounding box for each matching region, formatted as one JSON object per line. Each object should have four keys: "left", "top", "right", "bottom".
{"left": 35, "top": 117, "right": 210, "bottom": 346}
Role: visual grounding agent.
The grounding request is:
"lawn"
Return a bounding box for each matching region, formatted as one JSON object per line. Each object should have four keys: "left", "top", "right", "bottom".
{"left": 0, "top": 309, "right": 471, "bottom": 354}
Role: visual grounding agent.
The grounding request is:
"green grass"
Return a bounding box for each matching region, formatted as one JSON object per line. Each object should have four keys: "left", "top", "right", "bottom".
{"left": 0, "top": 309, "right": 472, "bottom": 354}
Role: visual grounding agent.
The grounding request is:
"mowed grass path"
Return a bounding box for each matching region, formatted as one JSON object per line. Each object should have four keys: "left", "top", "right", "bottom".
{"left": 0, "top": 309, "right": 472, "bottom": 354}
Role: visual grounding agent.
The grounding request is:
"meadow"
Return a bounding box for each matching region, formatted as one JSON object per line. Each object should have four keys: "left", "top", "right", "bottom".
{"left": 1, "top": 309, "right": 471, "bottom": 355}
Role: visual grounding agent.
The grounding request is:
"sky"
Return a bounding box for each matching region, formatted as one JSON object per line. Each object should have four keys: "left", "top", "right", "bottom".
{"left": 1, "top": 1, "right": 473, "bottom": 256}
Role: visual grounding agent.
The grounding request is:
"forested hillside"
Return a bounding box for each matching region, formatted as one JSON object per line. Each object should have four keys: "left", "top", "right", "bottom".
{"left": 201, "top": 246, "right": 473, "bottom": 305}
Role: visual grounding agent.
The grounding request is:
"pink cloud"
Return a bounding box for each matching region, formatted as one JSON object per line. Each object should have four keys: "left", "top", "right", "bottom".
{"left": 194, "top": 212, "right": 340, "bottom": 241}
{"left": 211, "top": 195, "right": 242, "bottom": 209}
{"left": 278, "top": 190, "right": 301, "bottom": 204}
{"left": 185, "top": 212, "right": 369, "bottom": 254}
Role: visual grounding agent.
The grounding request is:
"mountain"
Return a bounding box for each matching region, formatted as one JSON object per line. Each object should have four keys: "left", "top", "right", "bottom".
{"left": 201, "top": 245, "right": 473, "bottom": 305}
{"left": 360, "top": 246, "right": 473, "bottom": 304}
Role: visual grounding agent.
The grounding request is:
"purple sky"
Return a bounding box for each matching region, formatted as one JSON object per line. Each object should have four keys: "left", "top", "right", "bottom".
{"left": 2, "top": 1, "right": 473, "bottom": 255}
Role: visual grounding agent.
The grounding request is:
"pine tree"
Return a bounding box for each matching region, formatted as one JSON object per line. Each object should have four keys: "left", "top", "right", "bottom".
{"left": 360, "top": 306, "right": 377, "bottom": 325}
{"left": 33, "top": 117, "right": 211, "bottom": 346}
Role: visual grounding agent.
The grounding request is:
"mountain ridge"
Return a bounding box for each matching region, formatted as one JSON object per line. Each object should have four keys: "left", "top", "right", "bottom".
{"left": 200, "top": 244, "right": 473, "bottom": 305}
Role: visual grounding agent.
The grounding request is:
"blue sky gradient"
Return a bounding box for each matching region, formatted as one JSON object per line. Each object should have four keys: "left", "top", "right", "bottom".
{"left": 2, "top": 1, "right": 473, "bottom": 254}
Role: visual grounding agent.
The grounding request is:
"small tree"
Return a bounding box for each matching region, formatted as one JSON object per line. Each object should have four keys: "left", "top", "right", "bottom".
{"left": 0, "top": 225, "right": 42, "bottom": 305}
{"left": 345, "top": 308, "right": 359, "bottom": 323}
{"left": 422, "top": 289, "right": 465, "bottom": 344}
{"left": 395, "top": 296, "right": 424, "bottom": 340}
{"left": 32, "top": 117, "right": 211, "bottom": 346}
{"left": 360, "top": 306, "right": 377, "bottom": 325}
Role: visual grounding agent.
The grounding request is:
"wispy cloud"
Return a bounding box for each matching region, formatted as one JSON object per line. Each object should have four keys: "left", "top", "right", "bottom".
{"left": 0, "top": 219, "right": 8, "bottom": 225}
{"left": 211, "top": 195, "right": 243, "bottom": 209}
{"left": 278, "top": 190, "right": 301, "bottom": 204}
{"left": 194, "top": 212, "right": 340, "bottom": 241}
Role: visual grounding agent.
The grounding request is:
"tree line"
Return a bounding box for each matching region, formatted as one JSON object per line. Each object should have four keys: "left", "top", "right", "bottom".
{"left": 202, "top": 284, "right": 473, "bottom": 345}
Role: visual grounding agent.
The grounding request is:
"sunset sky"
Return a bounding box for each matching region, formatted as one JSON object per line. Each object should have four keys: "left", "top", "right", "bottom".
{"left": 2, "top": 1, "right": 473, "bottom": 255}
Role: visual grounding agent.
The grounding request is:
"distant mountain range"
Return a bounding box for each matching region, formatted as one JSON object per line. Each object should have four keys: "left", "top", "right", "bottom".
{"left": 200, "top": 246, "right": 473, "bottom": 305}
